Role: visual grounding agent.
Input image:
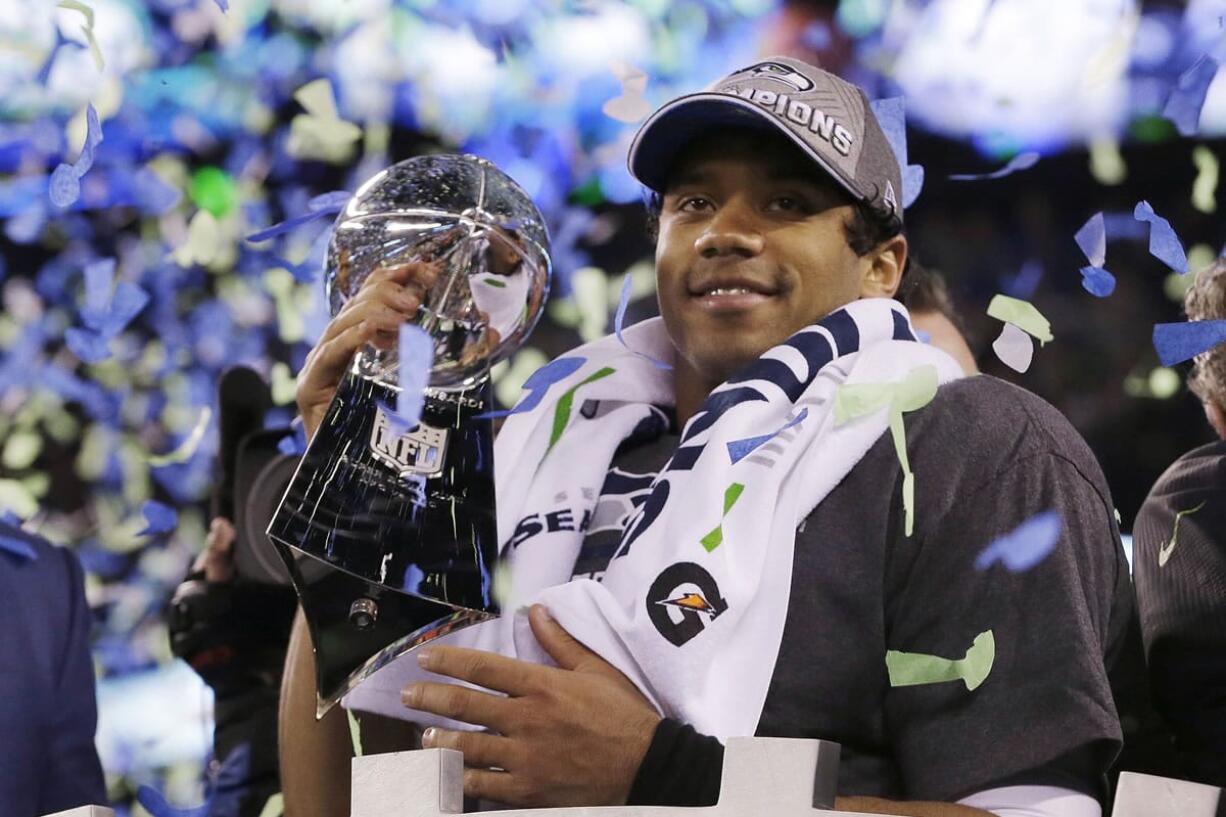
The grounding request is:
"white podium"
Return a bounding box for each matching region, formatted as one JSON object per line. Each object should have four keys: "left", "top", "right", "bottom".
{"left": 351, "top": 738, "right": 874, "bottom": 817}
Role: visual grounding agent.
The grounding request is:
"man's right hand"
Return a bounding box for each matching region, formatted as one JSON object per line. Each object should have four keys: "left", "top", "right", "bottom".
{"left": 296, "top": 259, "right": 439, "bottom": 442}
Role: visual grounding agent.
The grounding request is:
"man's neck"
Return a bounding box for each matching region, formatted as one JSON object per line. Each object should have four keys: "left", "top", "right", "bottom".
{"left": 672, "top": 359, "right": 720, "bottom": 428}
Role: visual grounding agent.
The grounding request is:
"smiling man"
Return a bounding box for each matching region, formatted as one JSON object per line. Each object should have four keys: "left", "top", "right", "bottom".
{"left": 282, "top": 57, "right": 1135, "bottom": 817}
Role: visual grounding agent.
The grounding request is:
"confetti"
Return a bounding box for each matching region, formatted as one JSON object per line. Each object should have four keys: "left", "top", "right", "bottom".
{"left": 974, "top": 510, "right": 1062, "bottom": 572}
{"left": 1163, "top": 55, "right": 1219, "bottom": 137}
{"left": 0, "top": 515, "right": 40, "bottom": 561}
{"left": 886, "top": 630, "right": 996, "bottom": 692}
{"left": 476, "top": 356, "right": 587, "bottom": 420}
{"left": 1152, "top": 320, "right": 1226, "bottom": 366}
{"left": 1133, "top": 200, "right": 1189, "bottom": 273}
{"left": 614, "top": 276, "right": 671, "bottom": 370}
{"left": 602, "top": 62, "right": 652, "bottom": 124}
{"left": 1158, "top": 502, "right": 1204, "bottom": 568}
{"left": 1088, "top": 136, "right": 1127, "bottom": 186}
{"left": 137, "top": 500, "right": 178, "bottom": 537}
{"left": 149, "top": 407, "right": 213, "bottom": 467}
{"left": 992, "top": 322, "right": 1034, "bottom": 373}
{"left": 835, "top": 366, "right": 939, "bottom": 536}
{"left": 1079, "top": 266, "right": 1116, "bottom": 298}
{"left": 869, "top": 97, "right": 924, "bottom": 207}
{"left": 57, "top": 0, "right": 104, "bottom": 71}
{"left": 396, "top": 324, "right": 434, "bottom": 429}
{"left": 286, "top": 79, "right": 363, "bottom": 163}
{"left": 987, "top": 295, "right": 1054, "bottom": 344}
{"left": 49, "top": 103, "right": 103, "bottom": 208}
{"left": 136, "top": 785, "right": 208, "bottom": 817}
{"left": 245, "top": 191, "right": 352, "bottom": 242}
{"left": 726, "top": 408, "right": 808, "bottom": 464}
{"left": 1002, "top": 259, "right": 1044, "bottom": 300}
{"left": 258, "top": 794, "right": 284, "bottom": 817}
{"left": 949, "top": 152, "right": 1040, "bottom": 181}
{"left": 171, "top": 210, "right": 223, "bottom": 267}
{"left": 1192, "top": 146, "right": 1218, "bottom": 214}
{"left": 1074, "top": 212, "right": 1107, "bottom": 267}
{"left": 347, "top": 708, "right": 364, "bottom": 757}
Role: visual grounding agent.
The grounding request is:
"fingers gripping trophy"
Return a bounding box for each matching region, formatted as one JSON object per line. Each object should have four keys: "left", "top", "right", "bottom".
{"left": 267, "top": 155, "right": 551, "bottom": 715}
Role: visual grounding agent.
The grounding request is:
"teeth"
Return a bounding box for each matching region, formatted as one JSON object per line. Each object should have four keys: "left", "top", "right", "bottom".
{"left": 707, "top": 287, "right": 753, "bottom": 296}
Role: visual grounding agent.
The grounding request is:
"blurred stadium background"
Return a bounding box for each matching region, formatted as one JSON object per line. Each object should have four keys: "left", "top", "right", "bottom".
{"left": 0, "top": 0, "right": 1223, "bottom": 813}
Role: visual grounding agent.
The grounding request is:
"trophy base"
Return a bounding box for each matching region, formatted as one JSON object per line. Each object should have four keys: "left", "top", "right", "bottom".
{"left": 284, "top": 545, "right": 496, "bottom": 718}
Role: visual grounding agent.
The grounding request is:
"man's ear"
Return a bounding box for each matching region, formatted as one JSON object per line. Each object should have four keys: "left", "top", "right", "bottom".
{"left": 859, "top": 234, "right": 907, "bottom": 298}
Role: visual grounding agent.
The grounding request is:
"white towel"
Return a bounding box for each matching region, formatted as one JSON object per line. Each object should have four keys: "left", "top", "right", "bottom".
{"left": 344, "top": 297, "right": 964, "bottom": 740}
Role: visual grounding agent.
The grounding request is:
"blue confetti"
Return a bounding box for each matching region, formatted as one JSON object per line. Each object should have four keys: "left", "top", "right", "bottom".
{"left": 1133, "top": 200, "right": 1189, "bottom": 273}
{"left": 138, "top": 500, "right": 179, "bottom": 536}
{"left": 869, "top": 97, "right": 924, "bottom": 207}
{"left": 245, "top": 190, "right": 351, "bottom": 242}
{"left": 1079, "top": 266, "right": 1116, "bottom": 298}
{"left": 614, "top": 276, "right": 671, "bottom": 370}
{"left": 949, "top": 151, "right": 1040, "bottom": 181}
{"left": 0, "top": 515, "right": 40, "bottom": 562}
{"left": 1153, "top": 320, "right": 1226, "bottom": 366}
{"left": 974, "top": 510, "right": 1062, "bottom": 572}
{"left": 1074, "top": 212, "right": 1106, "bottom": 267}
{"left": 475, "top": 357, "right": 587, "bottom": 420}
{"left": 396, "top": 324, "right": 434, "bottom": 428}
{"left": 403, "top": 563, "right": 425, "bottom": 594}
{"left": 277, "top": 422, "right": 307, "bottom": 456}
{"left": 49, "top": 164, "right": 81, "bottom": 208}
{"left": 136, "top": 785, "right": 208, "bottom": 817}
{"left": 726, "top": 408, "right": 809, "bottom": 464}
{"left": 214, "top": 0, "right": 229, "bottom": 11}
{"left": 81, "top": 257, "right": 116, "bottom": 324}
{"left": 49, "top": 104, "right": 103, "bottom": 208}
{"left": 65, "top": 326, "right": 113, "bottom": 362}
{"left": 1002, "top": 259, "right": 1044, "bottom": 299}
{"left": 1163, "top": 55, "right": 1220, "bottom": 137}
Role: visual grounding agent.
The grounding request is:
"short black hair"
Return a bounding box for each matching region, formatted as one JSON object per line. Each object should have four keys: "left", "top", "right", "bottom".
{"left": 641, "top": 187, "right": 906, "bottom": 273}
{"left": 898, "top": 259, "right": 968, "bottom": 336}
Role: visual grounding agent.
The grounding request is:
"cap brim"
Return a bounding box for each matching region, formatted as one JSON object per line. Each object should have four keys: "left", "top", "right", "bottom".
{"left": 627, "top": 93, "right": 864, "bottom": 205}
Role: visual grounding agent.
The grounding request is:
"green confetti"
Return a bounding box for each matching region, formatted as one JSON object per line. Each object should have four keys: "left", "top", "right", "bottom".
{"left": 1192, "top": 146, "right": 1219, "bottom": 214}
{"left": 189, "top": 166, "right": 239, "bottom": 219}
{"left": 886, "top": 629, "right": 996, "bottom": 692}
{"left": 699, "top": 482, "right": 745, "bottom": 552}
{"left": 986, "top": 295, "right": 1054, "bottom": 345}
{"left": 258, "top": 793, "right": 284, "bottom": 817}
{"left": 547, "top": 366, "right": 616, "bottom": 453}
{"left": 835, "top": 366, "right": 939, "bottom": 536}
{"left": 0, "top": 479, "right": 39, "bottom": 519}
{"left": 347, "top": 708, "right": 363, "bottom": 757}
{"left": 270, "top": 362, "right": 298, "bottom": 406}
{"left": 57, "top": 0, "right": 104, "bottom": 71}
{"left": 2, "top": 430, "right": 43, "bottom": 470}
{"left": 149, "top": 407, "right": 212, "bottom": 466}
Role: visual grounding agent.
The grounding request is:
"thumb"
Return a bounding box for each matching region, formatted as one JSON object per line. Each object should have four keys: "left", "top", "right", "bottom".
{"left": 528, "top": 604, "right": 599, "bottom": 672}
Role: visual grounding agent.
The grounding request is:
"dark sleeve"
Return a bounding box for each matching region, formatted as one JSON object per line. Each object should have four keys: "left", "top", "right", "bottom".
{"left": 1133, "top": 461, "right": 1226, "bottom": 787}
{"left": 884, "top": 450, "right": 1124, "bottom": 803}
{"left": 627, "top": 718, "right": 724, "bottom": 807}
{"left": 38, "top": 547, "right": 107, "bottom": 814}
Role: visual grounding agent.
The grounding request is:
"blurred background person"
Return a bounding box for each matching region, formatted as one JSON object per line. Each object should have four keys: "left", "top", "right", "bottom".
{"left": 1132, "top": 256, "right": 1226, "bottom": 788}
{"left": 0, "top": 514, "right": 106, "bottom": 817}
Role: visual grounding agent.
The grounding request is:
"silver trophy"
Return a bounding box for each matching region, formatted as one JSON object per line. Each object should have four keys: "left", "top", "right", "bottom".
{"left": 267, "top": 155, "right": 551, "bottom": 715}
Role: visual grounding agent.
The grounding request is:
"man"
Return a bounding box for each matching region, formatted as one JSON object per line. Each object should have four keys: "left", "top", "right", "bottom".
{"left": 1133, "top": 256, "right": 1226, "bottom": 787}
{"left": 0, "top": 515, "right": 107, "bottom": 817}
{"left": 283, "top": 57, "right": 1131, "bottom": 817}
{"left": 902, "top": 262, "right": 978, "bottom": 376}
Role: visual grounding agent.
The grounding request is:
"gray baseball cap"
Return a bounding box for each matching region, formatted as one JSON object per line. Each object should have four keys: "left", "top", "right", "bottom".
{"left": 628, "top": 56, "right": 903, "bottom": 222}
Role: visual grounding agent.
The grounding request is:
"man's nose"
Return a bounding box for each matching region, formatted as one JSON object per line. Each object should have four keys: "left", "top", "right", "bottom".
{"left": 694, "top": 203, "right": 765, "bottom": 259}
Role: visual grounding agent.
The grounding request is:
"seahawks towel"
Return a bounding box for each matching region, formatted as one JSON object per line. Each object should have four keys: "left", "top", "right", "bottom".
{"left": 344, "top": 297, "right": 964, "bottom": 740}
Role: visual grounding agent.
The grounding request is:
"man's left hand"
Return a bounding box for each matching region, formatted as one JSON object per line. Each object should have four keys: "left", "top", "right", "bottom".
{"left": 402, "top": 604, "right": 663, "bottom": 808}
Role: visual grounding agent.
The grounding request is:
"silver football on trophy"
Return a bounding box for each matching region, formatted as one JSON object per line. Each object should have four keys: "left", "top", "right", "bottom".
{"left": 324, "top": 154, "right": 551, "bottom": 390}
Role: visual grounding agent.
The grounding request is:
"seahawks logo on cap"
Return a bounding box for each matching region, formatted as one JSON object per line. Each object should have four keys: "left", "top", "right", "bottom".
{"left": 738, "top": 61, "right": 815, "bottom": 93}
{"left": 883, "top": 180, "right": 899, "bottom": 215}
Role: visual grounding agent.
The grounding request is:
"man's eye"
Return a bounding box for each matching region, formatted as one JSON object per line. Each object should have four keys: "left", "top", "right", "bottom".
{"left": 768, "top": 195, "right": 808, "bottom": 212}
{"left": 678, "top": 196, "right": 712, "bottom": 211}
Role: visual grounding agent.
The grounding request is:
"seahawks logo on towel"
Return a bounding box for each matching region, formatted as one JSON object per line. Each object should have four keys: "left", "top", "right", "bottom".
{"left": 647, "top": 562, "right": 728, "bottom": 647}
